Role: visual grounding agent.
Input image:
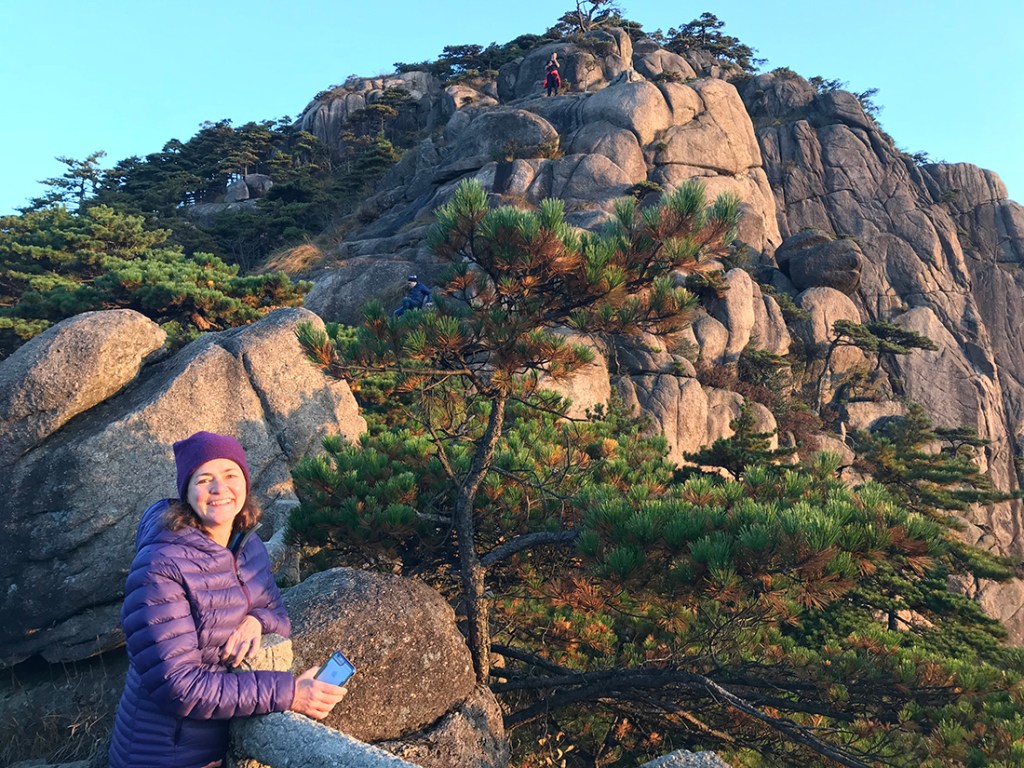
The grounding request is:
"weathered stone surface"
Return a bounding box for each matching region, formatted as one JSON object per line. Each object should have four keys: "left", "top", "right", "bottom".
{"left": 0, "top": 310, "right": 165, "bottom": 467}
{"left": 445, "top": 109, "right": 560, "bottom": 169}
{"left": 751, "top": 290, "right": 791, "bottom": 356}
{"left": 498, "top": 43, "right": 571, "bottom": 101}
{"left": 774, "top": 229, "right": 832, "bottom": 275}
{"left": 376, "top": 685, "right": 510, "bottom": 768}
{"left": 244, "top": 173, "right": 274, "bottom": 198}
{"left": 234, "top": 632, "right": 505, "bottom": 768}
{"left": 786, "top": 235, "right": 865, "bottom": 294}
{"left": 619, "top": 375, "right": 708, "bottom": 465}
{"left": 284, "top": 568, "right": 477, "bottom": 743}
{"left": 615, "top": 373, "right": 773, "bottom": 467}
{"left": 655, "top": 79, "right": 760, "bottom": 176}
{"left": 656, "top": 83, "right": 702, "bottom": 127}
{"left": 746, "top": 68, "right": 1024, "bottom": 637}
{"left": 633, "top": 50, "right": 697, "bottom": 82}
{"left": 814, "top": 433, "right": 856, "bottom": 467}
{"left": 568, "top": 120, "right": 647, "bottom": 181}
{"left": 581, "top": 80, "right": 672, "bottom": 146}
{"left": 529, "top": 153, "right": 633, "bottom": 205}
{"left": 691, "top": 312, "right": 729, "bottom": 366}
{"left": 186, "top": 199, "right": 259, "bottom": 221}
{"left": 640, "top": 749, "right": 732, "bottom": 767}
{"left": 0, "top": 309, "right": 365, "bottom": 667}
{"left": 304, "top": 256, "right": 439, "bottom": 326}
{"left": 539, "top": 334, "right": 611, "bottom": 419}
{"left": 230, "top": 712, "right": 417, "bottom": 768}
{"left": 443, "top": 85, "right": 499, "bottom": 119}
{"left": 225, "top": 178, "right": 250, "bottom": 202}
{"left": 300, "top": 72, "right": 441, "bottom": 150}
{"left": 707, "top": 269, "right": 756, "bottom": 362}
{"left": 793, "top": 287, "right": 862, "bottom": 355}
{"left": 706, "top": 387, "right": 745, "bottom": 444}
{"left": 839, "top": 401, "right": 906, "bottom": 432}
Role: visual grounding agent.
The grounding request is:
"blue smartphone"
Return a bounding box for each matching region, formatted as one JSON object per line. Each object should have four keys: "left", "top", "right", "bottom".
{"left": 315, "top": 650, "right": 356, "bottom": 686}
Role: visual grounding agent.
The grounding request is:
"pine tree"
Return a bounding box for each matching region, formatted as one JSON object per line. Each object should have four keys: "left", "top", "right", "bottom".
{"left": 298, "top": 177, "right": 740, "bottom": 682}
{"left": 684, "top": 401, "right": 796, "bottom": 479}
{"left": 816, "top": 319, "right": 937, "bottom": 409}
{"left": 292, "top": 183, "right": 1024, "bottom": 767}
{"left": 24, "top": 151, "right": 107, "bottom": 212}
{"left": 655, "top": 13, "right": 763, "bottom": 73}
{"left": 0, "top": 205, "right": 309, "bottom": 357}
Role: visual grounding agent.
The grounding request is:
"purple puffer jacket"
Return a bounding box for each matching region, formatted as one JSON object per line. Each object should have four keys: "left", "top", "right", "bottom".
{"left": 109, "top": 500, "right": 295, "bottom": 768}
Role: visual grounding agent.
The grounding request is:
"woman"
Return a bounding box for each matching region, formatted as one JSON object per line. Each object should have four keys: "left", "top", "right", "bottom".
{"left": 109, "top": 431, "right": 347, "bottom": 768}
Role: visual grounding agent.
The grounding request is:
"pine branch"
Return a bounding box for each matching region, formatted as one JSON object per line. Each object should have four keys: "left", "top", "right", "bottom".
{"left": 498, "top": 668, "right": 873, "bottom": 767}
{"left": 480, "top": 530, "right": 578, "bottom": 567}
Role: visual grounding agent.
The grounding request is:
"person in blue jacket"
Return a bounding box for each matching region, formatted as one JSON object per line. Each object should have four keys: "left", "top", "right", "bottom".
{"left": 108, "top": 431, "right": 348, "bottom": 768}
{"left": 393, "top": 275, "right": 432, "bottom": 317}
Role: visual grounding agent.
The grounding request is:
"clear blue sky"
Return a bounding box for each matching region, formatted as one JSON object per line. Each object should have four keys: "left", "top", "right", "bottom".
{"left": 1, "top": 1, "right": 1021, "bottom": 215}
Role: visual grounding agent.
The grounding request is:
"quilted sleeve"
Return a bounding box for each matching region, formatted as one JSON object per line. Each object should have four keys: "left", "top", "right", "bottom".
{"left": 242, "top": 537, "right": 292, "bottom": 638}
{"left": 122, "top": 552, "right": 295, "bottom": 719}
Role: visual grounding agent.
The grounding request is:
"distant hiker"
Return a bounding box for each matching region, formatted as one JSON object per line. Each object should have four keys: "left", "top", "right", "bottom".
{"left": 544, "top": 59, "right": 561, "bottom": 97}
{"left": 393, "top": 274, "right": 432, "bottom": 317}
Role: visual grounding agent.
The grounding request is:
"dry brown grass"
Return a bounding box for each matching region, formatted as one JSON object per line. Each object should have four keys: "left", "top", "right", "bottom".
{"left": 259, "top": 242, "right": 332, "bottom": 276}
{"left": 1, "top": 652, "right": 126, "bottom": 766}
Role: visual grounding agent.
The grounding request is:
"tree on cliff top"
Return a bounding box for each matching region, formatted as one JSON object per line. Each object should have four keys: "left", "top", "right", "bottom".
{"left": 654, "top": 12, "right": 764, "bottom": 73}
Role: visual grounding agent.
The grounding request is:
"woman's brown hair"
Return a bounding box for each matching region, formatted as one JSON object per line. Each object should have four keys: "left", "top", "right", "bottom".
{"left": 164, "top": 497, "right": 262, "bottom": 538}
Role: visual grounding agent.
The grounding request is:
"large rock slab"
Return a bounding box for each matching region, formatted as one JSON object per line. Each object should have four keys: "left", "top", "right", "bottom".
{"left": 284, "top": 568, "right": 478, "bottom": 744}
{"left": 444, "top": 109, "right": 559, "bottom": 169}
{"left": 0, "top": 310, "right": 165, "bottom": 467}
{"left": 783, "top": 232, "right": 865, "bottom": 294}
{"left": 231, "top": 631, "right": 505, "bottom": 768}
{"left": 707, "top": 269, "right": 756, "bottom": 363}
{"left": 567, "top": 121, "right": 647, "bottom": 182}
{"left": 0, "top": 308, "right": 365, "bottom": 667}
{"left": 641, "top": 750, "right": 732, "bottom": 767}
{"left": 230, "top": 712, "right": 417, "bottom": 768}
{"left": 581, "top": 79, "right": 672, "bottom": 146}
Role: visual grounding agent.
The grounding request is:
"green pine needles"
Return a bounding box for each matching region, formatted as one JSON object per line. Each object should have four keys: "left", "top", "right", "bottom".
{"left": 0, "top": 205, "right": 308, "bottom": 356}
{"left": 293, "top": 180, "right": 1024, "bottom": 767}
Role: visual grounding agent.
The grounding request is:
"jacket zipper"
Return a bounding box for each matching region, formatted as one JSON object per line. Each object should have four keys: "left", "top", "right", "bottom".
{"left": 233, "top": 523, "right": 261, "bottom": 612}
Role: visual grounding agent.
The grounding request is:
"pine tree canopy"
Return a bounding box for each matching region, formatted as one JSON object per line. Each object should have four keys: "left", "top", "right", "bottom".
{"left": 294, "top": 179, "right": 1024, "bottom": 767}
{"left": 0, "top": 204, "right": 309, "bottom": 356}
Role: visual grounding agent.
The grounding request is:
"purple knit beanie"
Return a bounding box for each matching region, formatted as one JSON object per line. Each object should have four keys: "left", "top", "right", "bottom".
{"left": 173, "top": 431, "right": 251, "bottom": 501}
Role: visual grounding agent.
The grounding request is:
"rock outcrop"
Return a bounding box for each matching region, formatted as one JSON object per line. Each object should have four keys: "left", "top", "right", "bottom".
{"left": 742, "top": 69, "right": 1024, "bottom": 636}
{"left": 0, "top": 308, "right": 365, "bottom": 667}
{"left": 235, "top": 569, "right": 508, "bottom": 768}
{"left": 284, "top": 568, "right": 478, "bottom": 743}
{"left": 296, "top": 32, "right": 780, "bottom": 326}
{"left": 0, "top": 310, "right": 165, "bottom": 467}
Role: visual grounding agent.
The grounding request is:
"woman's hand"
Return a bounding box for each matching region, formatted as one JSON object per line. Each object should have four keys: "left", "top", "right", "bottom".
{"left": 222, "top": 615, "right": 263, "bottom": 667}
{"left": 289, "top": 666, "right": 348, "bottom": 719}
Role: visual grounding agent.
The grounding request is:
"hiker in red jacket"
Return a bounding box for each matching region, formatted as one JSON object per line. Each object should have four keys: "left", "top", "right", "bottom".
{"left": 544, "top": 57, "right": 561, "bottom": 97}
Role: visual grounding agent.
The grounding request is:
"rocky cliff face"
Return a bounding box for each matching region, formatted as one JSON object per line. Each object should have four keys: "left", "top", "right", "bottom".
{"left": 741, "top": 70, "right": 1024, "bottom": 635}
{"left": 296, "top": 32, "right": 1024, "bottom": 637}
{"left": 302, "top": 31, "right": 780, "bottom": 326}
{"left": 4, "top": 28, "right": 1023, "bottom": 668}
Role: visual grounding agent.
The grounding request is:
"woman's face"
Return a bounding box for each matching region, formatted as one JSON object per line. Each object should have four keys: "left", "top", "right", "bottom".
{"left": 186, "top": 458, "right": 247, "bottom": 533}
